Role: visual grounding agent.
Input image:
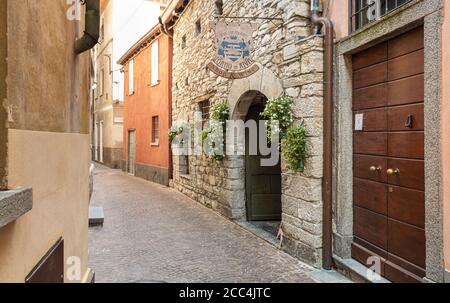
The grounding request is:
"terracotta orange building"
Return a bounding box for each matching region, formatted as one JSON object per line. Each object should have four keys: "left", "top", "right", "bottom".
{"left": 118, "top": 25, "right": 172, "bottom": 185}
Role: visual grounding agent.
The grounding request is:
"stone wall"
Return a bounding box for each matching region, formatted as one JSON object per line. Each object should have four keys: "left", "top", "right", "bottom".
{"left": 171, "top": 0, "right": 325, "bottom": 268}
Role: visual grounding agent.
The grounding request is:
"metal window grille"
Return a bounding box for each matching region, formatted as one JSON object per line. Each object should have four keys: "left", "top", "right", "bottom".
{"left": 349, "top": 0, "right": 412, "bottom": 32}
{"left": 152, "top": 116, "right": 159, "bottom": 143}
{"left": 199, "top": 100, "right": 210, "bottom": 125}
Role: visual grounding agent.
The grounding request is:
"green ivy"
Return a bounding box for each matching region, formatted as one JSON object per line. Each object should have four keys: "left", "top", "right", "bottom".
{"left": 283, "top": 125, "right": 308, "bottom": 173}
{"left": 260, "top": 96, "right": 294, "bottom": 139}
{"left": 210, "top": 102, "right": 230, "bottom": 121}
{"left": 168, "top": 126, "right": 184, "bottom": 144}
{"left": 202, "top": 102, "right": 229, "bottom": 161}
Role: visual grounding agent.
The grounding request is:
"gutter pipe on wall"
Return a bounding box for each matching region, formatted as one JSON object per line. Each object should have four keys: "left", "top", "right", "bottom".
{"left": 311, "top": 0, "right": 334, "bottom": 271}
{"left": 75, "top": 0, "right": 100, "bottom": 54}
{"left": 158, "top": 16, "right": 174, "bottom": 180}
{"left": 159, "top": 17, "right": 174, "bottom": 39}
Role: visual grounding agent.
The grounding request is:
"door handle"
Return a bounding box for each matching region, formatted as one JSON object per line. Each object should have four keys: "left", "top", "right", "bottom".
{"left": 369, "top": 166, "right": 381, "bottom": 172}
{"left": 386, "top": 168, "right": 400, "bottom": 175}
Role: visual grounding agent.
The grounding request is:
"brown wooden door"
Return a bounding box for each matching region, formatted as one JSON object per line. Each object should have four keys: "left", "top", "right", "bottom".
{"left": 26, "top": 239, "right": 64, "bottom": 283}
{"left": 245, "top": 104, "right": 282, "bottom": 221}
{"left": 127, "top": 130, "right": 136, "bottom": 175}
{"left": 351, "top": 27, "right": 425, "bottom": 283}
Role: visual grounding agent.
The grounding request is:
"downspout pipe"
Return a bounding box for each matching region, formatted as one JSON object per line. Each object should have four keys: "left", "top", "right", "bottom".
{"left": 311, "top": 0, "right": 334, "bottom": 271}
{"left": 159, "top": 17, "right": 174, "bottom": 39}
{"left": 158, "top": 16, "right": 174, "bottom": 180}
{"left": 75, "top": 0, "right": 100, "bottom": 54}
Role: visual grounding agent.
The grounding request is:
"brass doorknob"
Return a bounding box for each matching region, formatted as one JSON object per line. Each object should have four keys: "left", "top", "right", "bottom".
{"left": 369, "top": 166, "right": 381, "bottom": 172}
{"left": 386, "top": 168, "right": 400, "bottom": 175}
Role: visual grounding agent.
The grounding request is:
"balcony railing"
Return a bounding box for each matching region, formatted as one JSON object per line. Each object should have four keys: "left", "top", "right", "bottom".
{"left": 349, "top": 0, "right": 413, "bottom": 32}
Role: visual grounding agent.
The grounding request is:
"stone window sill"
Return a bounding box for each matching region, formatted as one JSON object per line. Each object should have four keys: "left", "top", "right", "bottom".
{"left": 0, "top": 188, "right": 33, "bottom": 229}
{"left": 179, "top": 174, "right": 191, "bottom": 180}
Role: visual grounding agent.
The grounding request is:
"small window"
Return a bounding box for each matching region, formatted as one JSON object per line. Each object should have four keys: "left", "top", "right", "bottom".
{"left": 185, "top": 77, "right": 189, "bottom": 86}
{"left": 215, "top": 0, "right": 223, "bottom": 15}
{"left": 152, "top": 116, "right": 160, "bottom": 144}
{"left": 151, "top": 40, "right": 159, "bottom": 85}
{"left": 351, "top": 0, "right": 412, "bottom": 32}
{"left": 100, "top": 18, "right": 105, "bottom": 42}
{"left": 128, "top": 60, "right": 134, "bottom": 95}
{"left": 100, "top": 68, "right": 105, "bottom": 96}
{"left": 199, "top": 100, "right": 210, "bottom": 126}
{"left": 181, "top": 35, "right": 187, "bottom": 49}
{"left": 195, "top": 19, "right": 202, "bottom": 35}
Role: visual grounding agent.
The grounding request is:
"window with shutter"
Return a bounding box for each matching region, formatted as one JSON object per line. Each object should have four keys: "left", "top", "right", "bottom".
{"left": 128, "top": 59, "right": 134, "bottom": 95}
{"left": 151, "top": 40, "right": 159, "bottom": 86}
{"left": 151, "top": 116, "right": 160, "bottom": 144}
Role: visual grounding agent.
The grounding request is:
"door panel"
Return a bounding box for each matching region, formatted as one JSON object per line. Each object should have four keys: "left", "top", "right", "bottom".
{"left": 352, "top": 242, "right": 387, "bottom": 276}
{"left": 354, "top": 109, "right": 387, "bottom": 131}
{"left": 387, "top": 219, "right": 426, "bottom": 268}
{"left": 354, "top": 207, "right": 388, "bottom": 250}
{"left": 388, "top": 50, "right": 424, "bottom": 81}
{"left": 353, "top": 83, "right": 388, "bottom": 110}
{"left": 354, "top": 132, "right": 387, "bottom": 155}
{"left": 388, "top": 27, "right": 424, "bottom": 59}
{"left": 388, "top": 185, "right": 425, "bottom": 228}
{"left": 384, "top": 261, "right": 423, "bottom": 283}
{"left": 353, "top": 178, "right": 387, "bottom": 214}
{"left": 387, "top": 104, "right": 424, "bottom": 131}
{"left": 353, "top": 42, "right": 387, "bottom": 70}
{"left": 387, "top": 158, "right": 424, "bottom": 190}
{"left": 353, "top": 155, "right": 387, "bottom": 183}
{"left": 250, "top": 194, "right": 282, "bottom": 221}
{"left": 353, "top": 62, "right": 388, "bottom": 89}
{"left": 386, "top": 253, "right": 426, "bottom": 279}
{"left": 387, "top": 75, "right": 424, "bottom": 106}
{"left": 387, "top": 132, "right": 424, "bottom": 159}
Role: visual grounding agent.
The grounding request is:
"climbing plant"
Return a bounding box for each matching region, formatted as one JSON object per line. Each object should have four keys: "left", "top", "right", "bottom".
{"left": 201, "top": 102, "right": 229, "bottom": 161}
{"left": 168, "top": 125, "right": 185, "bottom": 144}
{"left": 283, "top": 125, "right": 308, "bottom": 172}
{"left": 260, "top": 96, "right": 294, "bottom": 140}
{"left": 260, "top": 96, "right": 308, "bottom": 173}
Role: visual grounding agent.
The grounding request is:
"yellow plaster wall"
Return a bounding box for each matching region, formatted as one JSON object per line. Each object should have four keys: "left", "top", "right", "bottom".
{"left": 0, "top": 130, "right": 90, "bottom": 282}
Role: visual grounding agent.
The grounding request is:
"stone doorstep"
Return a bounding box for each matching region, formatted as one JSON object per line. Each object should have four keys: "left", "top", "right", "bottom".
{"left": 333, "top": 255, "right": 391, "bottom": 284}
{"left": 308, "top": 269, "right": 353, "bottom": 283}
{"left": 89, "top": 206, "right": 105, "bottom": 227}
{"left": 0, "top": 187, "right": 33, "bottom": 229}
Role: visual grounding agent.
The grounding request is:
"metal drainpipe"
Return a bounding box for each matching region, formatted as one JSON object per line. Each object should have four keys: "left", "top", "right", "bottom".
{"left": 310, "top": 0, "right": 334, "bottom": 271}
{"left": 75, "top": 0, "right": 100, "bottom": 54}
{"left": 158, "top": 16, "right": 174, "bottom": 180}
{"left": 159, "top": 17, "right": 174, "bottom": 39}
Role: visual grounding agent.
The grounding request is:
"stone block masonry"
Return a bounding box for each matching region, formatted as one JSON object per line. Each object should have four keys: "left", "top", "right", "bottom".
{"left": 170, "top": 0, "right": 325, "bottom": 268}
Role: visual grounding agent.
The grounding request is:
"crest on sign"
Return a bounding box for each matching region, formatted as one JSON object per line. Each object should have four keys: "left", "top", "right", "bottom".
{"left": 207, "top": 21, "right": 259, "bottom": 79}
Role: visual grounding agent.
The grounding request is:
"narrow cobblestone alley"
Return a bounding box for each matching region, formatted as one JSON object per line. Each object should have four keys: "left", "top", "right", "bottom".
{"left": 88, "top": 165, "right": 315, "bottom": 283}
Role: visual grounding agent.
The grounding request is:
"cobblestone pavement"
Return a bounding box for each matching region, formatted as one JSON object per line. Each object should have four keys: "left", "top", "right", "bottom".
{"left": 88, "top": 164, "right": 314, "bottom": 283}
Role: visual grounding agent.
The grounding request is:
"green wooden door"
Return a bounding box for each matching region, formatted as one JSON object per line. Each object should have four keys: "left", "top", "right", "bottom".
{"left": 245, "top": 105, "right": 282, "bottom": 221}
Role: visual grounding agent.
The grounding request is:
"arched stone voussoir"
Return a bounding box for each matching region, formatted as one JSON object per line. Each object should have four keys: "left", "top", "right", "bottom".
{"left": 228, "top": 64, "right": 284, "bottom": 120}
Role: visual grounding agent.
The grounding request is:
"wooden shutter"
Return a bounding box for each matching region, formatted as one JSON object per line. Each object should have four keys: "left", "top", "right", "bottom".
{"left": 151, "top": 40, "right": 159, "bottom": 85}
{"left": 129, "top": 59, "right": 134, "bottom": 95}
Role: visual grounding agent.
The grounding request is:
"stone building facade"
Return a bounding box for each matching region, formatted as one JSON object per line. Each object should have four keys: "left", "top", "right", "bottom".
{"left": 162, "top": 0, "right": 326, "bottom": 267}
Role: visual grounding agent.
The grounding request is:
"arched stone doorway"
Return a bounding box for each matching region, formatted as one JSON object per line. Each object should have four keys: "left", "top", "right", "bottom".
{"left": 243, "top": 92, "right": 282, "bottom": 222}
{"left": 228, "top": 90, "right": 282, "bottom": 235}
{"left": 226, "top": 67, "right": 284, "bottom": 235}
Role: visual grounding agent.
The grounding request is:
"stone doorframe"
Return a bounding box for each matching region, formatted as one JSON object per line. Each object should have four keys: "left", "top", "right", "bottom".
{"left": 333, "top": 0, "right": 444, "bottom": 282}
{"left": 225, "top": 65, "right": 284, "bottom": 220}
